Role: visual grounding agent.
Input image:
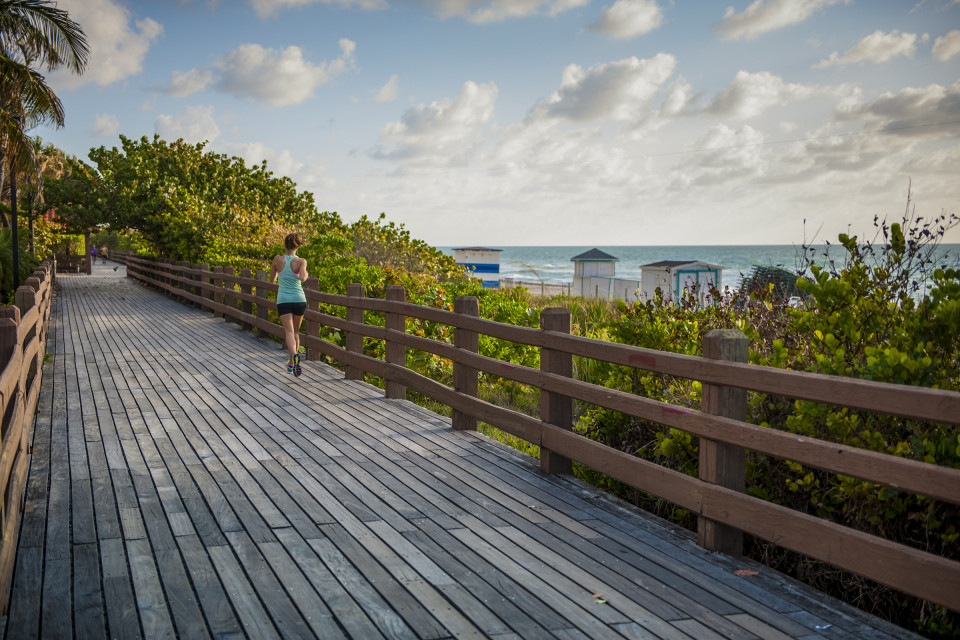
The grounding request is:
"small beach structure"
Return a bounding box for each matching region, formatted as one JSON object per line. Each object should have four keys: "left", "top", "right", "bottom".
{"left": 571, "top": 249, "right": 640, "bottom": 301}
{"left": 640, "top": 260, "right": 723, "bottom": 305}
{"left": 453, "top": 246, "right": 502, "bottom": 288}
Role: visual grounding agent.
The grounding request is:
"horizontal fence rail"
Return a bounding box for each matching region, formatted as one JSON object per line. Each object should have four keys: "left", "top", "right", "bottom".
{"left": 0, "top": 262, "right": 55, "bottom": 616}
{"left": 117, "top": 253, "right": 960, "bottom": 612}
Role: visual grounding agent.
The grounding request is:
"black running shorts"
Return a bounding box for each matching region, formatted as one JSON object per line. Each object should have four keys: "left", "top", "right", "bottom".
{"left": 277, "top": 302, "right": 307, "bottom": 317}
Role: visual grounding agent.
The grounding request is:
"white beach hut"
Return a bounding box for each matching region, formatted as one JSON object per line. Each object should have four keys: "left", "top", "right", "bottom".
{"left": 453, "top": 247, "right": 502, "bottom": 288}
{"left": 571, "top": 249, "right": 640, "bottom": 300}
{"left": 639, "top": 260, "right": 723, "bottom": 305}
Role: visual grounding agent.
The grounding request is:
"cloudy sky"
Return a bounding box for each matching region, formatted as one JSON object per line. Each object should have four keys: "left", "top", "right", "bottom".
{"left": 40, "top": 0, "right": 960, "bottom": 246}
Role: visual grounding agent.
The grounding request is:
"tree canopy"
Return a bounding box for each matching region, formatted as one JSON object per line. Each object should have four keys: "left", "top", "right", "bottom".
{"left": 47, "top": 134, "right": 343, "bottom": 260}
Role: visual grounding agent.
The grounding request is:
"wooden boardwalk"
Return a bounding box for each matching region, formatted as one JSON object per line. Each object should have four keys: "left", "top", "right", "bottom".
{"left": 2, "top": 264, "right": 920, "bottom": 639}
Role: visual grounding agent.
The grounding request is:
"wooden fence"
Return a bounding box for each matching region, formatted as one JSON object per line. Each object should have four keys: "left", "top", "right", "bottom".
{"left": 0, "top": 262, "right": 55, "bottom": 615}
{"left": 54, "top": 254, "right": 87, "bottom": 274}
{"left": 115, "top": 253, "right": 960, "bottom": 612}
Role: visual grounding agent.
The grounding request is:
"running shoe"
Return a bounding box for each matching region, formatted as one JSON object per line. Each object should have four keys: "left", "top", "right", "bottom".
{"left": 293, "top": 353, "right": 302, "bottom": 377}
{"left": 286, "top": 360, "right": 294, "bottom": 374}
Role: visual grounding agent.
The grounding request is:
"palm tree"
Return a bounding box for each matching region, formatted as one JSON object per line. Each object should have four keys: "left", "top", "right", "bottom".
{"left": 13, "top": 136, "right": 66, "bottom": 252}
{"left": 0, "top": 0, "right": 89, "bottom": 226}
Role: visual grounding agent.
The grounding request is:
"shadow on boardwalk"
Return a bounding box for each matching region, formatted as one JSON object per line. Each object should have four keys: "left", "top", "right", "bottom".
{"left": 2, "top": 263, "right": 920, "bottom": 639}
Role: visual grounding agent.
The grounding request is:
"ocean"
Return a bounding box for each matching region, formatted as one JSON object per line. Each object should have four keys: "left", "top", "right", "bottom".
{"left": 440, "top": 245, "right": 960, "bottom": 292}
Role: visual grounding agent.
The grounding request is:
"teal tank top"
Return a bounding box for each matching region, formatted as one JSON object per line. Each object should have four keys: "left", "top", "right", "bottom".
{"left": 277, "top": 255, "right": 306, "bottom": 304}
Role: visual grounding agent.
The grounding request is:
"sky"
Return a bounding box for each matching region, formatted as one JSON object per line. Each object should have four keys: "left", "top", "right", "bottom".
{"left": 38, "top": 0, "right": 960, "bottom": 247}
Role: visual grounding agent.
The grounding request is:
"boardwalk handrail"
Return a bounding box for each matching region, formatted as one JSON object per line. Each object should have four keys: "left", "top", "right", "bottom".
{"left": 0, "top": 261, "right": 55, "bottom": 616}
{"left": 117, "top": 253, "right": 960, "bottom": 612}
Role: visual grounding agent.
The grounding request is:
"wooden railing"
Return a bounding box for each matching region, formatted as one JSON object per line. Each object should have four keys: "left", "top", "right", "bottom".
{"left": 0, "top": 262, "right": 55, "bottom": 615}
{"left": 116, "top": 253, "right": 960, "bottom": 612}
{"left": 54, "top": 254, "right": 87, "bottom": 273}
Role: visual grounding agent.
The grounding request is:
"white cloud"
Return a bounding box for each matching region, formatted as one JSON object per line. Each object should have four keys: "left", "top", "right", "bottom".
{"left": 706, "top": 70, "right": 815, "bottom": 119}
{"left": 788, "top": 126, "right": 910, "bottom": 174}
{"left": 165, "top": 69, "right": 215, "bottom": 97}
{"left": 215, "top": 39, "right": 356, "bottom": 107}
{"left": 155, "top": 105, "right": 221, "bottom": 143}
{"left": 534, "top": 53, "right": 676, "bottom": 123}
{"left": 932, "top": 30, "right": 960, "bottom": 61}
{"left": 835, "top": 80, "right": 960, "bottom": 134}
{"left": 248, "top": 0, "right": 387, "bottom": 18}
{"left": 900, "top": 143, "right": 960, "bottom": 174}
{"left": 375, "top": 75, "right": 400, "bottom": 102}
{"left": 421, "top": 0, "right": 590, "bottom": 23}
{"left": 92, "top": 113, "right": 120, "bottom": 136}
{"left": 50, "top": 0, "right": 162, "bottom": 88}
{"left": 813, "top": 30, "right": 923, "bottom": 68}
{"left": 588, "top": 0, "right": 663, "bottom": 39}
{"left": 671, "top": 124, "right": 767, "bottom": 187}
{"left": 717, "top": 0, "right": 847, "bottom": 41}
{"left": 657, "top": 77, "right": 697, "bottom": 118}
{"left": 372, "top": 81, "right": 498, "bottom": 161}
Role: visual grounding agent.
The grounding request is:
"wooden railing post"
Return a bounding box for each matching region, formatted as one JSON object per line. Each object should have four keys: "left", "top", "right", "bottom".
{"left": 191, "top": 263, "right": 203, "bottom": 308}
{"left": 0, "top": 310, "right": 20, "bottom": 366}
{"left": 212, "top": 267, "right": 224, "bottom": 318}
{"left": 698, "top": 328, "right": 749, "bottom": 555}
{"left": 15, "top": 286, "right": 38, "bottom": 378}
{"left": 345, "top": 284, "right": 365, "bottom": 380}
{"left": 540, "top": 307, "right": 573, "bottom": 474}
{"left": 223, "top": 266, "right": 236, "bottom": 323}
{"left": 385, "top": 285, "right": 406, "bottom": 400}
{"left": 240, "top": 268, "right": 253, "bottom": 332}
{"left": 256, "top": 270, "right": 270, "bottom": 338}
{"left": 197, "top": 264, "right": 211, "bottom": 311}
{"left": 176, "top": 261, "right": 190, "bottom": 303}
{"left": 304, "top": 277, "right": 319, "bottom": 359}
{"left": 452, "top": 296, "right": 479, "bottom": 430}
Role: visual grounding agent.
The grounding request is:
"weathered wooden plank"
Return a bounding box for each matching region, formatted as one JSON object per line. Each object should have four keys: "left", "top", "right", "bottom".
{"left": 73, "top": 542, "right": 107, "bottom": 640}
{"left": 257, "top": 541, "right": 348, "bottom": 639}
{"left": 207, "top": 544, "right": 281, "bottom": 640}
{"left": 176, "top": 536, "right": 242, "bottom": 639}
{"left": 305, "top": 534, "right": 416, "bottom": 640}
{"left": 101, "top": 537, "right": 142, "bottom": 640}
{"left": 40, "top": 557, "right": 72, "bottom": 638}
{"left": 5, "top": 546, "right": 43, "bottom": 639}
{"left": 448, "top": 525, "right": 626, "bottom": 637}
{"left": 367, "top": 519, "right": 511, "bottom": 638}
{"left": 223, "top": 531, "right": 315, "bottom": 639}
{"left": 320, "top": 523, "right": 448, "bottom": 638}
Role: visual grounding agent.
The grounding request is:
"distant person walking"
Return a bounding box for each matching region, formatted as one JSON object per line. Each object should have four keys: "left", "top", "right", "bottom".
{"left": 90, "top": 245, "right": 97, "bottom": 266}
{"left": 100, "top": 244, "right": 108, "bottom": 264}
{"left": 270, "top": 233, "right": 308, "bottom": 376}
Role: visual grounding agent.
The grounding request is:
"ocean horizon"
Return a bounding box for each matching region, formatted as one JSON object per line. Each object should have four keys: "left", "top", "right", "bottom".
{"left": 440, "top": 244, "right": 960, "bottom": 291}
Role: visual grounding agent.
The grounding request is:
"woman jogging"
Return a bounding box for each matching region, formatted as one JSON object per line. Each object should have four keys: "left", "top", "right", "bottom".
{"left": 270, "top": 233, "right": 308, "bottom": 376}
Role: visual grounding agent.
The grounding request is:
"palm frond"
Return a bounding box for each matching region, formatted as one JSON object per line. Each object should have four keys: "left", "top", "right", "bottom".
{"left": 0, "top": 0, "right": 89, "bottom": 73}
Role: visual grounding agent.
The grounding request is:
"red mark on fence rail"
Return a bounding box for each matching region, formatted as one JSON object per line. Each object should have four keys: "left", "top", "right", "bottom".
{"left": 661, "top": 406, "right": 693, "bottom": 417}
{"left": 628, "top": 354, "right": 657, "bottom": 367}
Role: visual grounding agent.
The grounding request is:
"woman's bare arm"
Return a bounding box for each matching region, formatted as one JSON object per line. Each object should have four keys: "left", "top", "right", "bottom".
{"left": 269, "top": 255, "right": 282, "bottom": 283}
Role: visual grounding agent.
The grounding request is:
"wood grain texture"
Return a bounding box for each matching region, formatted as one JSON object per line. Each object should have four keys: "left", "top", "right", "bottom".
{"left": 4, "top": 263, "right": 928, "bottom": 639}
